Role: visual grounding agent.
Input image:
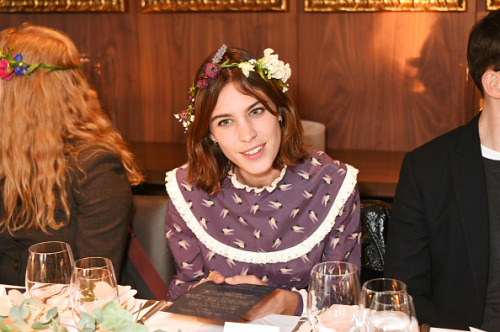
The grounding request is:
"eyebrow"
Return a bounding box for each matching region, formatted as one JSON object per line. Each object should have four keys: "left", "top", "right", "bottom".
{"left": 210, "top": 101, "right": 262, "bottom": 124}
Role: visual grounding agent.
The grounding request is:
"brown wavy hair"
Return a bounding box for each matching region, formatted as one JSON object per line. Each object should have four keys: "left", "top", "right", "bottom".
{"left": 186, "top": 47, "right": 307, "bottom": 195}
{"left": 0, "top": 23, "right": 143, "bottom": 235}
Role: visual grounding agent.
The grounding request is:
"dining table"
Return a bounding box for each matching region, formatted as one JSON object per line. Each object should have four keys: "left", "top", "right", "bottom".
{"left": 1, "top": 284, "right": 482, "bottom": 332}
{"left": 143, "top": 308, "right": 302, "bottom": 332}
{"left": 0, "top": 284, "right": 303, "bottom": 332}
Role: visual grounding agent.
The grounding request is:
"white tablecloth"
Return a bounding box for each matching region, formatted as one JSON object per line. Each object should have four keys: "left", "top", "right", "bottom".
{"left": 0, "top": 284, "right": 301, "bottom": 332}
{"left": 144, "top": 311, "right": 301, "bottom": 332}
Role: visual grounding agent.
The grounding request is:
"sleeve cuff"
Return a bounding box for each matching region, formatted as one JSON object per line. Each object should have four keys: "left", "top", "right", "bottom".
{"left": 292, "top": 288, "right": 308, "bottom": 316}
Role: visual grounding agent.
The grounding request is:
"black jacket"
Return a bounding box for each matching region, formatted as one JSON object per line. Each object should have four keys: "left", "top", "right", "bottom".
{"left": 385, "top": 113, "right": 489, "bottom": 329}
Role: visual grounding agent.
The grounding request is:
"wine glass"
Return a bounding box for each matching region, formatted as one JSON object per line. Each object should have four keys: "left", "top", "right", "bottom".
{"left": 307, "top": 261, "right": 361, "bottom": 332}
{"left": 358, "top": 278, "right": 408, "bottom": 331}
{"left": 407, "top": 295, "right": 419, "bottom": 332}
{"left": 70, "top": 257, "right": 119, "bottom": 322}
{"left": 25, "top": 241, "right": 74, "bottom": 310}
{"left": 365, "top": 291, "right": 413, "bottom": 332}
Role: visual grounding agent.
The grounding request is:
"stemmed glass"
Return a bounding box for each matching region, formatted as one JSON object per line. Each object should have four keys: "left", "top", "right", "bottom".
{"left": 69, "top": 257, "right": 119, "bottom": 322}
{"left": 25, "top": 241, "right": 74, "bottom": 310}
{"left": 306, "top": 261, "right": 361, "bottom": 332}
{"left": 359, "top": 278, "right": 417, "bottom": 332}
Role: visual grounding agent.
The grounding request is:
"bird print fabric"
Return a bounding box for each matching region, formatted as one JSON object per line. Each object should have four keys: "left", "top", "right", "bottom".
{"left": 165, "top": 150, "right": 361, "bottom": 303}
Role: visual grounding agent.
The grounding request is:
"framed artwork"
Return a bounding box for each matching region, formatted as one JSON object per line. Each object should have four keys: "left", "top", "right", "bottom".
{"left": 0, "top": 0, "right": 124, "bottom": 12}
{"left": 487, "top": 0, "right": 500, "bottom": 10}
{"left": 304, "top": 0, "right": 465, "bottom": 12}
{"left": 141, "top": 0, "right": 287, "bottom": 13}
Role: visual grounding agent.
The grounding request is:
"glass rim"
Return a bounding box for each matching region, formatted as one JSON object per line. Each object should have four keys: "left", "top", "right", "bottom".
{"left": 311, "top": 261, "right": 358, "bottom": 276}
{"left": 74, "top": 256, "right": 114, "bottom": 269}
{"left": 362, "top": 277, "right": 407, "bottom": 292}
{"left": 28, "top": 241, "right": 72, "bottom": 255}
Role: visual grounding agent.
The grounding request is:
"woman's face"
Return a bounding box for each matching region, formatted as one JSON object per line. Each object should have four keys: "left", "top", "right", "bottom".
{"left": 209, "top": 82, "right": 282, "bottom": 188}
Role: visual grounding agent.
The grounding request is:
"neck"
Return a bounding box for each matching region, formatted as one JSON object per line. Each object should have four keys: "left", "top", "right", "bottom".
{"left": 479, "top": 101, "right": 500, "bottom": 152}
{"left": 234, "top": 167, "right": 282, "bottom": 188}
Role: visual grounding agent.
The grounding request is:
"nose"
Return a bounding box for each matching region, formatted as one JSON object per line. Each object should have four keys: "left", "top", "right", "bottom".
{"left": 237, "top": 119, "right": 257, "bottom": 143}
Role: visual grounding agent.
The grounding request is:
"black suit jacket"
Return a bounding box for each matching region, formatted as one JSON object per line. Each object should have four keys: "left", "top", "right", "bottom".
{"left": 385, "top": 113, "right": 490, "bottom": 329}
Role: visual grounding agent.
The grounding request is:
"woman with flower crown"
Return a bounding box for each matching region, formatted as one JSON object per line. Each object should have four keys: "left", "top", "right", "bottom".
{"left": 165, "top": 45, "right": 361, "bottom": 319}
{"left": 0, "top": 24, "right": 143, "bottom": 285}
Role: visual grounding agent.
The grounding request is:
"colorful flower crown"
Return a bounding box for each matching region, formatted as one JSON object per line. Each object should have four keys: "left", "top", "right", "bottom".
{"left": 175, "top": 44, "right": 292, "bottom": 131}
{"left": 0, "top": 47, "right": 79, "bottom": 80}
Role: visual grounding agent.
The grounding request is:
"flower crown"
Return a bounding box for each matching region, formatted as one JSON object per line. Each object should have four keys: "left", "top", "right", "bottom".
{"left": 175, "top": 44, "right": 292, "bottom": 131}
{"left": 0, "top": 47, "right": 79, "bottom": 80}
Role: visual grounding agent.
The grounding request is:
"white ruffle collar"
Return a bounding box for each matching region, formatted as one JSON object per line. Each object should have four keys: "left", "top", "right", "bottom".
{"left": 165, "top": 163, "right": 358, "bottom": 264}
{"left": 227, "top": 165, "right": 287, "bottom": 194}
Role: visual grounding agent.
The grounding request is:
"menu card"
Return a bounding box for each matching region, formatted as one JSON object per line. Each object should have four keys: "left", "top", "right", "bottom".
{"left": 166, "top": 281, "right": 276, "bottom": 322}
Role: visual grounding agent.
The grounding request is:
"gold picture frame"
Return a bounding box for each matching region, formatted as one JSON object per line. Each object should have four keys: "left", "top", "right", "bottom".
{"left": 487, "top": 0, "right": 500, "bottom": 10}
{"left": 141, "top": 0, "right": 287, "bottom": 13}
{"left": 304, "top": 0, "right": 465, "bottom": 12}
{"left": 0, "top": 0, "right": 124, "bottom": 12}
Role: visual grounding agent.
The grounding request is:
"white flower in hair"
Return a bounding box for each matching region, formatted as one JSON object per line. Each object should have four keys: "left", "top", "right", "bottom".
{"left": 261, "top": 48, "right": 280, "bottom": 68}
{"left": 269, "top": 60, "right": 291, "bottom": 82}
{"left": 238, "top": 62, "right": 255, "bottom": 77}
{"left": 176, "top": 45, "right": 291, "bottom": 132}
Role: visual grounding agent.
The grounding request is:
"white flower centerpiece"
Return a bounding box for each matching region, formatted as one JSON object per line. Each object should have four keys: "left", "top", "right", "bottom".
{"left": 0, "top": 289, "right": 166, "bottom": 332}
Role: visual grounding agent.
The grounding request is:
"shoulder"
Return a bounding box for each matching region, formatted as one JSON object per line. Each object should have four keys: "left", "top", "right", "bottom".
{"left": 77, "top": 147, "right": 122, "bottom": 166}
{"left": 71, "top": 147, "right": 124, "bottom": 174}
{"left": 165, "top": 164, "right": 190, "bottom": 194}
{"left": 290, "top": 150, "right": 358, "bottom": 183}
{"left": 69, "top": 147, "right": 127, "bottom": 186}
{"left": 412, "top": 127, "right": 462, "bottom": 158}
{"left": 405, "top": 115, "right": 478, "bottom": 171}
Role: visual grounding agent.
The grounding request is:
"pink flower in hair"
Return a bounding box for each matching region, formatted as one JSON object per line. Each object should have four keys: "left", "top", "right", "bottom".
{"left": 204, "top": 62, "right": 222, "bottom": 79}
{"left": 0, "top": 59, "right": 14, "bottom": 80}
{"left": 197, "top": 78, "right": 209, "bottom": 89}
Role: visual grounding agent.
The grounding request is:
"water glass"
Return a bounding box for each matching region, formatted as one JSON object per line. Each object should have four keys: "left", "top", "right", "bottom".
{"left": 25, "top": 241, "right": 74, "bottom": 309}
{"left": 70, "top": 257, "right": 119, "bottom": 321}
{"left": 359, "top": 278, "right": 407, "bottom": 308}
{"left": 359, "top": 278, "right": 417, "bottom": 332}
{"left": 365, "top": 291, "right": 413, "bottom": 332}
{"left": 307, "top": 261, "right": 361, "bottom": 332}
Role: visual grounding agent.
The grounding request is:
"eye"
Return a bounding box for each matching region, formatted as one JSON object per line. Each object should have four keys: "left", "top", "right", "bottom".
{"left": 249, "top": 107, "right": 265, "bottom": 116}
{"left": 217, "top": 118, "right": 232, "bottom": 126}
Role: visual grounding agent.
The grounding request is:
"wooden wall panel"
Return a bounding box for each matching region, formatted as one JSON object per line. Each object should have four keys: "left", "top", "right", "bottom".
{"left": 296, "top": 7, "right": 477, "bottom": 151}
{"left": 0, "top": 1, "right": 483, "bottom": 153}
{"left": 0, "top": 11, "right": 142, "bottom": 140}
{"left": 135, "top": 2, "right": 298, "bottom": 142}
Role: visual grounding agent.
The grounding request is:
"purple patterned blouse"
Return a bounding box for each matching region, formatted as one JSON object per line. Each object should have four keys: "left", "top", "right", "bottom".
{"left": 165, "top": 150, "right": 361, "bottom": 315}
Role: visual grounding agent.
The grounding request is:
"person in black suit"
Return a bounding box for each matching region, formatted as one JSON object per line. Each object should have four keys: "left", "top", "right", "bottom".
{"left": 384, "top": 10, "right": 500, "bottom": 331}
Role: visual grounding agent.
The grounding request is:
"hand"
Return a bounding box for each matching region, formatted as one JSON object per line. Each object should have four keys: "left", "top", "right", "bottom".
{"left": 204, "top": 270, "right": 225, "bottom": 284}
{"left": 224, "top": 274, "right": 298, "bottom": 320}
{"left": 224, "top": 274, "right": 267, "bottom": 286}
{"left": 201, "top": 273, "right": 299, "bottom": 319}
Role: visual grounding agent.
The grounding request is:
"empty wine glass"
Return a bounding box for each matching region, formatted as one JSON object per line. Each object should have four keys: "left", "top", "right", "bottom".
{"left": 307, "top": 261, "right": 361, "bottom": 332}
{"left": 365, "top": 291, "right": 413, "bottom": 332}
{"left": 70, "top": 257, "right": 119, "bottom": 322}
{"left": 358, "top": 278, "right": 408, "bottom": 331}
{"left": 25, "top": 241, "right": 74, "bottom": 310}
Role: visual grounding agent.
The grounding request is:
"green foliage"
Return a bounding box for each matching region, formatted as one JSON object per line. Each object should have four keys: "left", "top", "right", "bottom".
{"left": 1, "top": 297, "right": 170, "bottom": 332}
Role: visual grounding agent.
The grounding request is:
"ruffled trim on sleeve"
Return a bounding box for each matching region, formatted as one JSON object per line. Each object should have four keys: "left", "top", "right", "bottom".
{"left": 228, "top": 165, "right": 287, "bottom": 194}
{"left": 165, "top": 164, "right": 358, "bottom": 264}
{"left": 292, "top": 287, "right": 308, "bottom": 316}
